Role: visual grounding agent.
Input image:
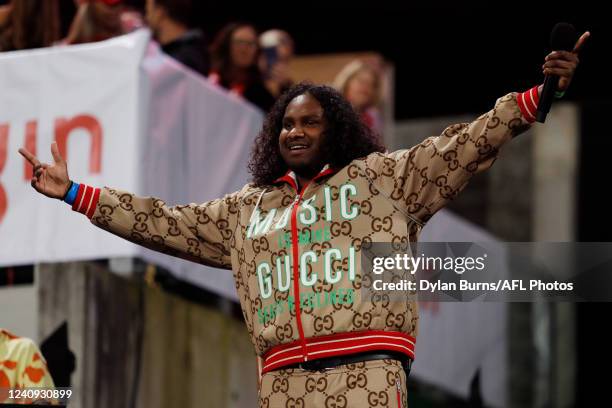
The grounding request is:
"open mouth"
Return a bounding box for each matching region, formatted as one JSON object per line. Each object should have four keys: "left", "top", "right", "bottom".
{"left": 288, "top": 144, "right": 309, "bottom": 151}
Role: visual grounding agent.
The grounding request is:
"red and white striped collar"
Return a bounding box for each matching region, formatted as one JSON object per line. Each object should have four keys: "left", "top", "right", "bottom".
{"left": 273, "top": 164, "right": 337, "bottom": 190}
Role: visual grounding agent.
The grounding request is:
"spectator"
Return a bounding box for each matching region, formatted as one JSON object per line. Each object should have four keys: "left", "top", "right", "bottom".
{"left": 63, "top": 0, "right": 142, "bottom": 45}
{"left": 1, "top": 328, "right": 56, "bottom": 404}
{"left": 333, "top": 59, "right": 384, "bottom": 136}
{"left": 0, "top": 0, "right": 60, "bottom": 52}
{"left": 0, "top": 4, "right": 9, "bottom": 27}
{"left": 209, "top": 22, "right": 276, "bottom": 112}
{"left": 259, "top": 29, "right": 294, "bottom": 98}
{"left": 145, "top": 0, "right": 209, "bottom": 76}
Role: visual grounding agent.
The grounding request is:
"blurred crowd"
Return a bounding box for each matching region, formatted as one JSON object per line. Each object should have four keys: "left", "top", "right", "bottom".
{"left": 0, "top": 0, "right": 386, "bottom": 132}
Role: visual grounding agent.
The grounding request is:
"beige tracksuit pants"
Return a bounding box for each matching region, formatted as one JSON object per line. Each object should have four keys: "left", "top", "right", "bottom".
{"left": 259, "top": 359, "right": 407, "bottom": 408}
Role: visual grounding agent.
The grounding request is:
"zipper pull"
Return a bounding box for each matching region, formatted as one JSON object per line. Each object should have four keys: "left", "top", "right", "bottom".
{"left": 396, "top": 375, "right": 404, "bottom": 408}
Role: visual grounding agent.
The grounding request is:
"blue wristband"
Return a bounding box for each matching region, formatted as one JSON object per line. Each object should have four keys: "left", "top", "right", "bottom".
{"left": 64, "top": 182, "right": 80, "bottom": 205}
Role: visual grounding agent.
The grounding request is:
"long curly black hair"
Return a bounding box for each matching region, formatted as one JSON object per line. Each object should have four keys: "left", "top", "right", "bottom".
{"left": 248, "top": 82, "right": 385, "bottom": 186}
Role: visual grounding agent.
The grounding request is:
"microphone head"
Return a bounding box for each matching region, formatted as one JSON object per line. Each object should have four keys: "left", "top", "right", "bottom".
{"left": 550, "top": 22, "right": 578, "bottom": 51}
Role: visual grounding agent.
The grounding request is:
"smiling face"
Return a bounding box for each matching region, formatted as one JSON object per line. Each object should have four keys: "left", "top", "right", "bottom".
{"left": 279, "top": 93, "right": 328, "bottom": 179}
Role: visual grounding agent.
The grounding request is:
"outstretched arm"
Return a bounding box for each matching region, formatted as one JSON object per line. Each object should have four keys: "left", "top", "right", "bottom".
{"left": 18, "top": 143, "right": 239, "bottom": 269}
{"left": 363, "top": 31, "right": 589, "bottom": 224}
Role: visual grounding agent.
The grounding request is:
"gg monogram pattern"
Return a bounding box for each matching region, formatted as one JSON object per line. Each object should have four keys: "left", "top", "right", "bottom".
{"left": 87, "top": 93, "right": 531, "bottom": 403}
{"left": 259, "top": 359, "right": 407, "bottom": 408}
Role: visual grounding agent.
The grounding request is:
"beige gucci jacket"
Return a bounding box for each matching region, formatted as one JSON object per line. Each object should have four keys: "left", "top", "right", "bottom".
{"left": 72, "top": 89, "right": 537, "bottom": 370}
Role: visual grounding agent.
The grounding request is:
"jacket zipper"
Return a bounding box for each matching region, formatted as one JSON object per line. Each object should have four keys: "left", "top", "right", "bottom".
{"left": 396, "top": 375, "right": 403, "bottom": 408}
{"left": 279, "top": 167, "right": 334, "bottom": 362}
{"left": 290, "top": 181, "right": 310, "bottom": 361}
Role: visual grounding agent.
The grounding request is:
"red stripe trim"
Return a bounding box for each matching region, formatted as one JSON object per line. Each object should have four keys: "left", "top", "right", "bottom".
{"left": 263, "top": 330, "right": 416, "bottom": 361}
{"left": 72, "top": 184, "right": 100, "bottom": 218}
{"left": 273, "top": 166, "right": 337, "bottom": 187}
{"left": 72, "top": 184, "right": 86, "bottom": 211}
{"left": 517, "top": 92, "right": 534, "bottom": 121}
{"left": 516, "top": 86, "right": 540, "bottom": 123}
{"left": 275, "top": 173, "right": 298, "bottom": 190}
{"left": 530, "top": 86, "right": 541, "bottom": 119}
{"left": 78, "top": 186, "right": 93, "bottom": 214}
{"left": 524, "top": 87, "right": 537, "bottom": 116}
{"left": 261, "top": 330, "right": 416, "bottom": 373}
{"left": 313, "top": 167, "right": 335, "bottom": 182}
{"left": 86, "top": 187, "right": 101, "bottom": 218}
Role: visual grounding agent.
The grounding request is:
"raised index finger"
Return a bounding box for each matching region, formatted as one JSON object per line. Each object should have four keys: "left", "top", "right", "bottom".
{"left": 573, "top": 31, "right": 591, "bottom": 54}
{"left": 18, "top": 147, "right": 41, "bottom": 167}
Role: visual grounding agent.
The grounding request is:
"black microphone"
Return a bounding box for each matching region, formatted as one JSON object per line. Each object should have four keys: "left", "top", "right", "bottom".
{"left": 536, "top": 23, "right": 578, "bottom": 123}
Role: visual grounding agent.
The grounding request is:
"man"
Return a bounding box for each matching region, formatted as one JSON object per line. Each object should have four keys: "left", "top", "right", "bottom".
{"left": 145, "top": 0, "right": 209, "bottom": 75}
{"left": 19, "top": 32, "right": 588, "bottom": 407}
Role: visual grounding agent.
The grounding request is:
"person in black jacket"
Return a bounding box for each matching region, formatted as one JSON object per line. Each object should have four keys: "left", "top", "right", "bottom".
{"left": 145, "top": 0, "right": 209, "bottom": 76}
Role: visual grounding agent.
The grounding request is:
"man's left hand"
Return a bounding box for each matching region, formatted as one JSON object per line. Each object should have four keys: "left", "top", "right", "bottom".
{"left": 542, "top": 31, "right": 590, "bottom": 91}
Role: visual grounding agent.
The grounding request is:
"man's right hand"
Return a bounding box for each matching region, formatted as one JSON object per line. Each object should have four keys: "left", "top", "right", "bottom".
{"left": 18, "top": 142, "right": 71, "bottom": 199}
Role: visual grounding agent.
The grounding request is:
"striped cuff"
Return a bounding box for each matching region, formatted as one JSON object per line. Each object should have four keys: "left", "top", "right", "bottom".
{"left": 72, "top": 184, "right": 101, "bottom": 219}
{"left": 516, "top": 86, "right": 540, "bottom": 123}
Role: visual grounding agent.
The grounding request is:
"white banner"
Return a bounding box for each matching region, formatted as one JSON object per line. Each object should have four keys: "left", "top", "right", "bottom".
{"left": 0, "top": 31, "right": 148, "bottom": 265}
